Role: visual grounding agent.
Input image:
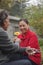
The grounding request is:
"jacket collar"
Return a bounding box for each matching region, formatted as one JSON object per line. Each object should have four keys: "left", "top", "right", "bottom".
{"left": 21, "top": 29, "right": 30, "bottom": 40}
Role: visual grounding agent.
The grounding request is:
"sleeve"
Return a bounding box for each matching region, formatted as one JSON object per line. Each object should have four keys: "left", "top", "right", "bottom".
{"left": 0, "top": 31, "right": 26, "bottom": 54}
{"left": 18, "top": 34, "right": 22, "bottom": 39}
{"left": 28, "top": 34, "right": 40, "bottom": 49}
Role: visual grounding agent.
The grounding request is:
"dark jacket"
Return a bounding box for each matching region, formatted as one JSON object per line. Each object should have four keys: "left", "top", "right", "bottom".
{"left": 0, "top": 27, "right": 26, "bottom": 64}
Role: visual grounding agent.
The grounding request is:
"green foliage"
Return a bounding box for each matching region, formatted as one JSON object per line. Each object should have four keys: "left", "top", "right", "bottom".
{"left": 39, "top": 39, "right": 43, "bottom": 46}
{"left": 0, "top": 0, "right": 29, "bottom": 17}
{"left": 23, "top": 5, "right": 43, "bottom": 37}
{"left": 39, "top": 39, "right": 43, "bottom": 64}
{"left": 0, "top": 0, "right": 14, "bottom": 10}
{"left": 40, "top": 46, "right": 43, "bottom": 64}
{"left": 0, "top": 0, "right": 43, "bottom": 37}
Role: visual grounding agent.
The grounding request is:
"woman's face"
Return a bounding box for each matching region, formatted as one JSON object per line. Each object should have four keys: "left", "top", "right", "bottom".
{"left": 19, "top": 21, "right": 29, "bottom": 34}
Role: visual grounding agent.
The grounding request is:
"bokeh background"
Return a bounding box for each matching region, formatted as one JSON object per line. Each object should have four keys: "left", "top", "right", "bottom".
{"left": 0, "top": 0, "right": 43, "bottom": 64}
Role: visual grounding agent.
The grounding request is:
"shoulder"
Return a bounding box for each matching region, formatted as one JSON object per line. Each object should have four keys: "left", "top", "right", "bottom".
{"left": 0, "top": 27, "right": 8, "bottom": 36}
{"left": 29, "top": 30, "right": 37, "bottom": 38}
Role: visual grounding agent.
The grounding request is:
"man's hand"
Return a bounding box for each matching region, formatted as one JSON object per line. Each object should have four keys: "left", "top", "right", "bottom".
{"left": 13, "top": 37, "right": 21, "bottom": 43}
{"left": 13, "top": 37, "right": 17, "bottom": 42}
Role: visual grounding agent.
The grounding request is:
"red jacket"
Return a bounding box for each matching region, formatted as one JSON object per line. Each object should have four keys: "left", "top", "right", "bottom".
{"left": 18, "top": 30, "right": 41, "bottom": 65}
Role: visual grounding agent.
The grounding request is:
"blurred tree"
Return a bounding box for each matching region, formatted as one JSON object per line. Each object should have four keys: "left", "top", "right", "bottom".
{"left": 0, "top": 0, "right": 43, "bottom": 37}
{"left": 0, "top": 0, "right": 14, "bottom": 10}
{"left": 10, "top": 0, "right": 29, "bottom": 17}
{"left": 0, "top": 0, "right": 29, "bottom": 17}
{"left": 23, "top": 5, "right": 43, "bottom": 37}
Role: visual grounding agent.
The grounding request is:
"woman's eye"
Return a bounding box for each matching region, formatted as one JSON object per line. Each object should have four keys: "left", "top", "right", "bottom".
{"left": 23, "top": 25, "right": 25, "bottom": 27}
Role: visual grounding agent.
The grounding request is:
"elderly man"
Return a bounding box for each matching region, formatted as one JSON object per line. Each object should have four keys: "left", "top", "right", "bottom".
{"left": 0, "top": 10, "right": 33, "bottom": 65}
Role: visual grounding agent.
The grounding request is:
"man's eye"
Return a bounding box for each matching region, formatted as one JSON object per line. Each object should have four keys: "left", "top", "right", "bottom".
{"left": 20, "top": 25, "right": 22, "bottom": 27}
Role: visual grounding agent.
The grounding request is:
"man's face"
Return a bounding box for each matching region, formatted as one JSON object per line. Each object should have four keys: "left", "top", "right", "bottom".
{"left": 3, "top": 16, "right": 10, "bottom": 30}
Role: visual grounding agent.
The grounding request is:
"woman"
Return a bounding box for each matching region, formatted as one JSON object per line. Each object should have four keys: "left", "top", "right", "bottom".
{"left": 17, "top": 19, "right": 41, "bottom": 65}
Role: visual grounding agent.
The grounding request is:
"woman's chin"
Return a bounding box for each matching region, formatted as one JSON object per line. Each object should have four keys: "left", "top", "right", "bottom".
{"left": 22, "top": 31, "right": 26, "bottom": 34}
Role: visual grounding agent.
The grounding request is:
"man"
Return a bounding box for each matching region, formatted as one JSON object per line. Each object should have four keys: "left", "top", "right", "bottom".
{"left": 0, "top": 10, "right": 33, "bottom": 65}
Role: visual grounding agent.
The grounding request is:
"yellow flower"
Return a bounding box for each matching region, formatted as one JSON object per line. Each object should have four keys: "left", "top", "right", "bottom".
{"left": 14, "top": 32, "right": 20, "bottom": 36}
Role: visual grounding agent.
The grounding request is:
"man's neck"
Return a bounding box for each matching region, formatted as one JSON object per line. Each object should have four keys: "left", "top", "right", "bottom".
{"left": 0, "top": 26, "right": 7, "bottom": 31}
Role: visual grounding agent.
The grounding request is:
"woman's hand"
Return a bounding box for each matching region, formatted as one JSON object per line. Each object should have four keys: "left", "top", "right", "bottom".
{"left": 25, "top": 46, "right": 36, "bottom": 55}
